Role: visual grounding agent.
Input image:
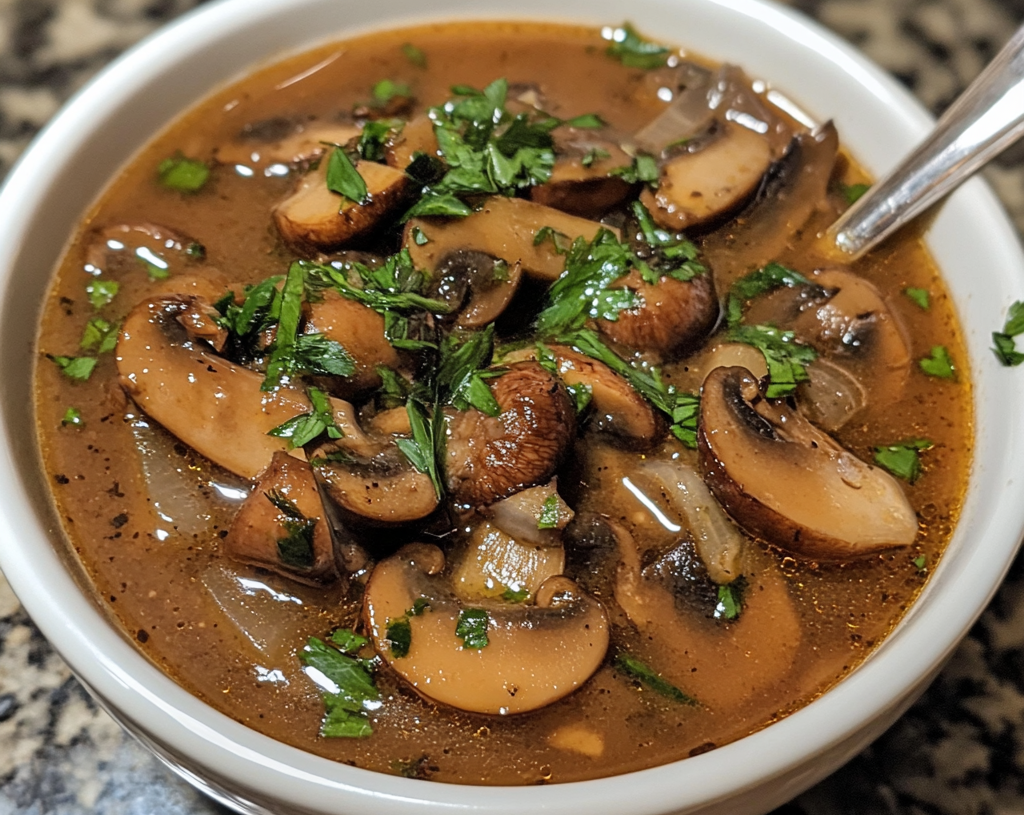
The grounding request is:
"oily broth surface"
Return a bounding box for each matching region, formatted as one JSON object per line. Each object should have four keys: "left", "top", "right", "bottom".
{"left": 34, "top": 21, "right": 971, "bottom": 784}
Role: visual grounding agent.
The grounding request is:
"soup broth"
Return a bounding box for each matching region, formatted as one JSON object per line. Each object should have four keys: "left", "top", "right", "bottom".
{"left": 34, "top": 21, "right": 971, "bottom": 785}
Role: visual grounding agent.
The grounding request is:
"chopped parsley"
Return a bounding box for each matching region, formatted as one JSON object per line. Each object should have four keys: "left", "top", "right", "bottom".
{"left": 394, "top": 398, "right": 444, "bottom": 497}
{"left": 725, "top": 262, "right": 809, "bottom": 327}
{"left": 358, "top": 119, "right": 403, "bottom": 162}
{"left": 919, "top": 345, "right": 956, "bottom": 380}
{"left": 501, "top": 586, "right": 530, "bottom": 603}
{"left": 992, "top": 300, "right": 1024, "bottom": 366}
{"left": 411, "top": 226, "right": 430, "bottom": 246}
{"left": 325, "top": 146, "right": 369, "bottom": 205}
{"left": 402, "top": 43, "right": 427, "bottom": 68}
{"left": 47, "top": 354, "right": 97, "bottom": 382}
{"left": 262, "top": 262, "right": 306, "bottom": 390}
{"left": 157, "top": 152, "right": 210, "bottom": 192}
{"left": 904, "top": 287, "right": 930, "bottom": 310}
{"left": 265, "top": 489, "right": 317, "bottom": 569}
{"left": 537, "top": 494, "right": 560, "bottom": 529}
{"left": 581, "top": 147, "right": 611, "bottom": 168}
{"left": 610, "top": 153, "right": 659, "bottom": 185}
{"left": 873, "top": 438, "right": 933, "bottom": 484}
{"left": 533, "top": 225, "right": 572, "bottom": 255}
{"left": 139, "top": 255, "right": 170, "bottom": 281}
{"left": 564, "top": 113, "right": 606, "bottom": 129}
{"left": 372, "top": 79, "right": 412, "bottom": 104}
{"left": 455, "top": 608, "right": 490, "bottom": 650}
{"left": 267, "top": 386, "right": 343, "bottom": 449}
{"left": 300, "top": 634, "right": 379, "bottom": 738}
{"left": 913, "top": 554, "right": 928, "bottom": 571}
{"left": 714, "top": 580, "right": 744, "bottom": 621}
{"left": 86, "top": 279, "right": 119, "bottom": 310}
{"left": 840, "top": 182, "right": 870, "bottom": 205}
{"left": 727, "top": 324, "right": 817, "bottom": 398}
{"left": 614, "top": 653, "right": 698, "bottom": 705}
{"left": 605, "top": 23, "right": 670, "bottom": 70}
{"left": 292, "top": 334, "right": 355, "bottom": 377}
{"left": 61, "top": 407, "right": 83, "bottom": 428}
{"left": 385, "top": 598, "right": 431, "bottom": 659}
{"left": 437, "top": 325, "right": 503, "bottom": 416}
{"left": 403, "top": 192, "right": 474, "bottom": 220}
{"left": 631, "top": 201, "right": 706, "bottom": 281}
{"left": 80, "top": 317, "right": 119, "bottom": 354}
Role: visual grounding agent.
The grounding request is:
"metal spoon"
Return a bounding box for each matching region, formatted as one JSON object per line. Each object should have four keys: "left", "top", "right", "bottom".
{"left": 829, "top": 23, "right": 1024, "bottom": 259}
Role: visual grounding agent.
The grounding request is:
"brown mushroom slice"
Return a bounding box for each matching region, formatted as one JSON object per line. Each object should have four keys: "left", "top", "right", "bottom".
{"left": 702, "top": 122, "right": 840, "bottom": 289}
{"left": 484, "top": 480, "right": 574, "bottom": 548}
{"left": 301, "top": 289, "right": 402, "bottom": 397}
{"left": 384, "top": 115, "right": 440, "bottom": 170}
{"left": 364, "top": 543, "right": 609, "bottom": 715}
{"left": 612, "top": 521, "right": 802, "bottom": 712}
{"left": 223, "top": 452, "right": 338, "bottom": 585}
{"left": 116, "top": 295, "right": 374, "bottom": 479}
{"left": 596, "top": 268, "right": 719, "bottom": 362}
{"left": 640, "top": 123, "right": 773, "bottom": 232}
{"left": 698, "top": 367, "right": 918, "bottom": 560}
{"left": 85, "top": 221, "right": 201, "bottom": 278}
{"left": 311, "top": 440, "right": 439, "bottom": 527}
{"left": 445, "top": 361, "right": 576, "bottom": 507}
{"left": 215, "top": 123, "right": 362, "bottom": 168}
{"left": 404, "top": 196, "right": 619, "bottom": 282}
{"left": 450, "top": 520, "right": 566, "bottom": 602}
{"left": 530, "top": 131, "right": 633, "bottom": 218}
{"left": 430, "top": 250, "right": 523, "bottom": 329}
{"left": 273, "top": 159, "right": 409, "bottom": 251}
{"left": 365, "top": 406, "right": 413, "bottom": 437}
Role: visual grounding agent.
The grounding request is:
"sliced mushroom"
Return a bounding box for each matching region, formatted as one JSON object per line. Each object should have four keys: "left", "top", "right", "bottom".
{"left": 450, "top": 519, "right": 566, "bottom": 602}
{"left": 702, "top": 121, "right": 840, "bottom": 289}
{"left": 273, "top": 159, "right": 409, "bottom": 251}
{"left": 363, "top": 543, "right": 609, "bottom": 714}
{"left": 698, "top": 367, "right": 918, "bottom": 560}
{"left": 85, "top": 222, "right": 202, "bottom": 278}
{"left": 641, "top": 123, "right": 773, "bottom": 231}
{"left": 530, "top": 130, "right": 633, "bottom": 218}
{"left": 384, "top": 115, "right": 440, "bottom": 170}
{"left": 215, "top": 122, "right": 362, "bottom": 168}
{"left": 223, "top": 452, "right": 338, "bottom": 584}
{"left": 430, "top": 250, "right": 523, "bottom": 329}
{"left": 116, "top": 295, "right": 374, "bottom": 479}
{"left": 445, "top": 361, "right": 576, "bottom": 507}
{"left": 612, "top": 520, "right": 802, "bottom": 711}
{"left": 404, "top": 196, "right": 619, "bottom": 282}
{"left": 596, "top": 268, "right": 719, "bottom": 362}
{"left": 301, "top": 289, "right": 403, "bottom": 397}
{"left": 365, "top": 406, "right": 413, "bottom": 437}
{"left": 311, "top": 439, "right": 439, "bottom": 527}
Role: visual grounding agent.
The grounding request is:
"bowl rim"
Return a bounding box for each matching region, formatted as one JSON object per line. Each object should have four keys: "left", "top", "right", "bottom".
{"left": 2, "top": 0, "right": 1024, "bottom": 812}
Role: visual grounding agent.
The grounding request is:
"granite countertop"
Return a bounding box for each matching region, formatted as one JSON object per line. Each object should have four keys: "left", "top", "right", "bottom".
{"left": 3, "top": 0, "right": 1024, "bottom": 812}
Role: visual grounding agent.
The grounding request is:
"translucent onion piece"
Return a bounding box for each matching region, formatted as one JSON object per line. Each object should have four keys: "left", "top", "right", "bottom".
{"left": 451, "top": 522, "right": 565, "bottom": 602}
{"left": 642, "top": 459, "right": 745, "bottom": 584}
{"left": 799, "top": 359, "right": 867, "bottom": 432}
{"left": 488, "top": 482, "right": 573, "bottom": 547}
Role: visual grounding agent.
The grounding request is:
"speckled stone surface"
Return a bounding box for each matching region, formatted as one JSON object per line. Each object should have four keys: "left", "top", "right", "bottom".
{"left": 2, "top": 1, "right": 1024, "bottom": 813}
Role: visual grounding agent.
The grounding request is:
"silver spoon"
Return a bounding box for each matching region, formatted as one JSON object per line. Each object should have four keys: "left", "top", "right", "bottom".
{"left": 829, "top": 23, "right": 1024, "bottom": 259}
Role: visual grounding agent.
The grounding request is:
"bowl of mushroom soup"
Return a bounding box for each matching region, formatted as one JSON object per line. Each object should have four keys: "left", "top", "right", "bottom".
{"left": 1, "top": 0, "right": 1024, "bottom": 813}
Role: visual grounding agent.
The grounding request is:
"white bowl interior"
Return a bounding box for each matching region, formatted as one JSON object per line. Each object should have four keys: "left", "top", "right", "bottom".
{"left": 1, "top": 0, "right": 1024, "bottom": 813}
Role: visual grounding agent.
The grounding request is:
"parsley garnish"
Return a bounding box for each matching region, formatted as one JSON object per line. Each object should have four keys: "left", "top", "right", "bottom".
{"left": 386, "top": 618, "right": 413, "bottom": 658}
{"left": 564, "top": 113, "right": 606, "bottom": 129}
{"left": 992, "top": 300, "right": 1024, "bottom": 366}
{"left": 80, "top": 318, "right": 119, "bottom": 354}
{"left": 47, "top": 354, "right": 97, "bottom": 382}
{"left": 919, "top": 345, "right": 956, "bottom": 380}
{"left": 158, "top": 152, "right": 210, "bottom": 192}
{"left": 267, "top": 386, "right": 343, "bottom": 449}
{"left": 262, "top": 262, "right": 306, "bottom": 390}
{"left": 325, "top": 146, "right": 369, "bottom": 205}
{"left": 411, "top": 226, "right": 430, "bottom": 246}
{"left": 300, "top": 634, "right": 379, "bottom": 738}
{"left": 358, "top": 119, "right": 402, "bottom": 162}
{"left": 610, "top": 153, "right": 659, "bottom": 185}
{"left": 727, "top": 324, "right": 817, "bottom": 398}
{"left": 873, "top": 438, "right": 933, "bottom": 484}
{"left": 394, "top": 398, "right": 444, "bottom": 497}
{"left": 372, "top": 79, "right": 411, "bottom": 104}
{"left": 725, "top": 262, "right": 809, "bottom": 327}
{"left": 86, "top": 279, "right": 119, "bottom": 310}
{"left": 437, "top": 325, "right": 503, "bottom": 416}
{"left": 913, "top": 554, "right": 928, "bottom": 571}
{"left": 455, "top": 608, "right": 490, "bottom": 650}
{"left": 614, "top": 653, "right": 698, "bottom": 705}
{"left": 403, "top": 192, "right": 474, "bottom": 220}
{"left": 402, "top": 43, "right": 427, "bottom": 68}
{"left": 630, "top": 201, "right": 706, "bottom": 281}
{"left": 292, "top": 334, "right": 355, "bottom": 377}
{"left": 537, "top": 494, "right": 560, "bottom": 529}
{"left": 904, "top": 287, "right": 930, "bottom": 310}
{"left": 265, "top": 489, "right": 317, "bottom": 569}
{"left": 840, "top": 182, "right": 870, "bottom": 205}
{"left": 605, "top": 23, "right": 670, "bottom": 69}
{"left": 61, "top": 407, "right": 83, "bottom": 427}
{"left": 533, "top": 225, "right": 572, "bottom": 255}
{"left": 714, "top": 581, "right": 744, "bottom": 621}
{"left": 581, "top": 147, "right": 611, "bottom": 168}
{"left": 501, "top": 586, "right": 530, "bottom": 603}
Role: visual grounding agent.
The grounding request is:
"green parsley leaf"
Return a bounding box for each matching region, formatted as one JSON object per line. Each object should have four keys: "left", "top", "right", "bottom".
{"left": 326, "top": 147, "right": 369, "bottom": 205}
{"left": 873, "top": 438, "right": 933, "bottom": 484}
{"left": 564, "top": 113, "right": 606, "bottom": 129}
{"left": 581, "top": 147, "right": 611, "bottom": 168}
{"left": 267, "top": 387, "right": 343, "bottom": 449}
{"left": 358, "top": 119, "right": 402, "bottom": 162}
{"left": 292, "top": 334, "right": 356, "bottom": 377}
{"left": 725, "top": 262, "right": 809, "bottom": 327}
{"left": 840, "top": 182, "right": 870, "bottom": 205}
{"left": 394, "top": 397, "right": 444, "bottom": 498}
{"left": 537, "top": 494, "right": 560, "bottom": 530}
{"left": 715, "top": 581, "right": 743, "bottom": 621}
{"left": 411, "top": 226, "right": 430, "bottom": 246}
{"left": 185, "top": 241, "right": 206, "bottom": 260}
{"left": 372, "top": 79, "right": 411, "bottom": 104}
{"left": 61, "top": 407, "right": 83, "bottom": 428}
{"left": 402, "top": 43, "right": 427, "bottom": 68}
{"left": 437, "top": 325, "right": 502, "bottom": 416}
{"left": 727, "top": 324, "right": 817, "bottom": 398}
{"left": 386, "top": 617, "right": 413, "bottom": 658}
{"left": 158, "top": 152, "right": 210, "bottom": 192}
{"left": 630, "top": 201, "right": 706, "bottom": 279}
{"left": 614, "top": 653, "right": 698, "bottom": 705}
{"left": 904, "top": 287, "right": 930, "bottom": 310}
{"left": 80, "top": 318, "right": 119, "bottom": 354}
{"left": 265, "top": 489, "right": 317, "bottom": 569}
{"left": 455, "top": 608, "right": 490, "bottom": 650}
{"left": 300, "top": 636, "right": 379, "bottom": 738}
{"left": 262, "top": 262, "right": 307, "bottom": 391}
{"left": 913, "top": 554, "right": 928, "bottom": 571}
{"left": 533, "top": 225, "right": 572, "bottom": 255}
{"left": 668, "top": 392, "right": 700, "bottom": 448}
{"left": 403, "top": 192, "right": 473, "bottom": 220}
{"left": 405, "top": 152, "right": 447, "bottom": 186}
{"left": 606, "top": 23, "right": 670, "bottom": 69}
{"left": 409, "top": 597, "right": 431, "bottom": 616}
{"left": 919, "top": 345, "right": 956, "bottom": 380}
{"left": 501, "top": 586, "right": 530, "bottom": 603}
{"left": 86, "top": 279, "right": 119, "bottom": 310}
{"left": 48, "top": 354, "right": 97, "bottom": 381}
{"left": 330, "top": 629, "right": 368, "bottom": 653}
{"left": 992, "top": 300, "right": 1024, "bottom": 366}
{"left": 611, "top": 153, "right": 659, "bottom": 185}
{"left": 566, "top": 382, "right": 594, "bottom": 414}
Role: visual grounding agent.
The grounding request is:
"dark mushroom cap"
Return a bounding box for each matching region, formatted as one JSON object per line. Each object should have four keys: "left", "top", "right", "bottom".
{"left": 445, "top": 361, "right": 576, "bottom": 507}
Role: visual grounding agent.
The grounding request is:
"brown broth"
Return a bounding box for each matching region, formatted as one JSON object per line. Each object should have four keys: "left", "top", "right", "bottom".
{"left": 33, "top": 21, "right": 972, "bottom": 785}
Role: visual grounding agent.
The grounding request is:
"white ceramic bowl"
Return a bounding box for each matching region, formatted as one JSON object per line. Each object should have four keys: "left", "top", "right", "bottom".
{"left": 2, "top": 0, "right": 1024, "bottom": 813}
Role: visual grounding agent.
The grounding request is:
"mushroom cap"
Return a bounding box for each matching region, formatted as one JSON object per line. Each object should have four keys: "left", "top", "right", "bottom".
{"left": 597, "top": 269, "right": 719, "bottom": 361}
{"left": 697, "top": 366, "right": 919, "bottom": 560}
{"left": 445, "top": 361, "right": 576, "bottom": 507}
{"left": 430, "top": 249, "right": 523, "bottom": 329}
{"left": 363, "top": 543, "right": 609, "bottom": 715}
{"left": 529, "top": 130, "right": 633, "bottom": 219}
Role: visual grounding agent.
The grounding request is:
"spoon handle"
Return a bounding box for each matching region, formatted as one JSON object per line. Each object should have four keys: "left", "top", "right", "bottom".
{"left": 830, "top": 23, "right": 1024, "bottom": 258}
